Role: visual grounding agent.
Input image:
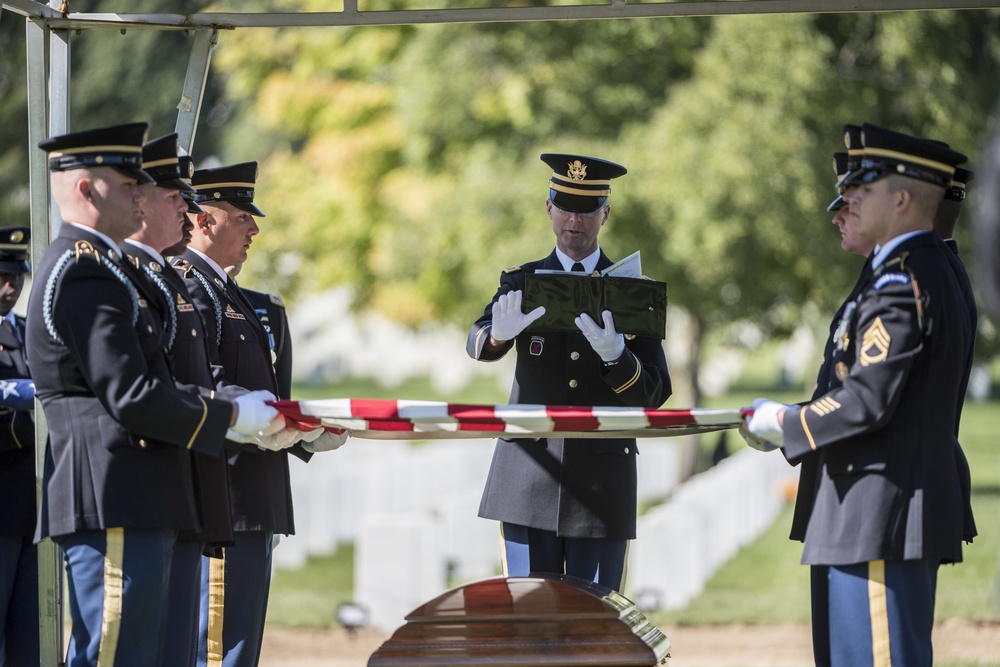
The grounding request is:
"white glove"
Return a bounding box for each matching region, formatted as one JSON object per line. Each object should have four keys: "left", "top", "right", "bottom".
{"left": 252, "top": 424, "right": 300, "bottom": 452}
{"left": 575, "top": 310, "right": 625, "bottom": 362}
{"left": 230, "top": 390, "right": 279, "bottom": 437}
{"left": 297, "top": 426, "right": 326, "bottom": 443}
{"left": 490, "top": 290, "right": 545, "bottom": 343}
{"left": 746, "top": 398, "right": 787, "bottom": 449}
{"left": 302, "top": 429, "right": 349, "bottom": 453}
{"left": 738, "top": 420, "right": 780, "bottom": 452}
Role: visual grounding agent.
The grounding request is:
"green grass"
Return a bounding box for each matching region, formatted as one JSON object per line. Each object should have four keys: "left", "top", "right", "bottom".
{"left": 267, "top": 385, "right": 1000, "bottom": 633}
{"left": 265, "top": 545, "right": 356, "bottom": 629}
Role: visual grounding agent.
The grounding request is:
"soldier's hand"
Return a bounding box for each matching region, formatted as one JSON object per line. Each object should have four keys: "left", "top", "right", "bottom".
{"left": 297, "top": 426, "right": 326, "bottom": 443}
{"left": 575, "top": 310, "right": 625, "bottom": 362}
{"left": 252, "top": 424, "right": 300, "bottom": 452}
{"left": 738, "top": 419, "right": 780, "bottom": 452}
{"left": 490, "top": 290, "right": 545, "bottom": 343}
{"left": 302, "top": 429, "right": 349, "bottom": 453}
{"left": 745, "top": 398, "right": 787, "bottom": 448}
{"left": 230, "top": 390, "right": 279, "bottom": 437}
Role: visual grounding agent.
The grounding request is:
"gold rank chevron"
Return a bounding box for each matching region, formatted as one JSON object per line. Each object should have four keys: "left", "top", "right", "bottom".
{"left": 860, "top": 317, "right": 891, "bottom": 366}
{"left": 810, "top": 396, "right": 843, "bottom": 416}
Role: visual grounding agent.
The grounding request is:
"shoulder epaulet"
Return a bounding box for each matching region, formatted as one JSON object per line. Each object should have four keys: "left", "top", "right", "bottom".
{"left": 269, "top": 293, "right": 285, "bottom": 307}
{"left": 503, "top": 265, "right": 522, "bottom": 274}
{"left": 73, "top": 240, "right": 99, "bottom": 262}
{"left": 169, "top": 257, "right": 194, "bottom": 277}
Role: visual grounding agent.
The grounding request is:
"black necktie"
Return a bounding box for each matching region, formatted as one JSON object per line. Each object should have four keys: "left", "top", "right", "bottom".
{"left": 2, "top": 319, "right": 17, "bottom": 341}
{"left": 571, "top": 262, "right": 585, "bottom": 273}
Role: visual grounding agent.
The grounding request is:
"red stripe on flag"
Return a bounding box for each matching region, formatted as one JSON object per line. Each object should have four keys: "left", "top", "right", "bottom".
{"left": 646, "top": 410, "right": 696, "bottom": 427}
{"left": 271, "top": 400, "right": 305, "bottom": 417}
{"left": 547, "top": 406, "right": 600, "bottom": 431}
{"left": 459, "top": 422, "right": 507, "bottom": 431}
{"left": 350, "top": 398, "right": 401, "bottom": 419}
{"left": 449, "top": 404, "right": 507, "bottom": 426}
{"left": 365, "top": 419, "right": 415, "bottom": 431}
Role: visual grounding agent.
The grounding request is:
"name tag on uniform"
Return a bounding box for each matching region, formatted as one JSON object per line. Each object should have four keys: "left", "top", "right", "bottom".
{"left": 175, "top": 294, "right": 195, "bottom": 312}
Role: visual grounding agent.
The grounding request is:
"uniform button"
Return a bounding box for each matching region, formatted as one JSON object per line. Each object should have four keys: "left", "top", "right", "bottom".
{"left": 191, "top": 329, "right": 198, "bottom": 337}
{"left": 846, "top": 463, "right": 854, "bottom": 472}
{"left": 138, "top": 439, "right": 147, "bottom": 448}
{"left": 147, "top": 325, "right": 153, "bottom": 333}
{"left": 570, "top": 351, "right": 580, "bottom": 360}
{"left": 240, "top": 334, "right": 246, "bottom": 341}
{"left": 569, "top": 379, "right": 578, "bottom": 388}
{"left": 624, "top": 447, "right": 630, "bottom": 454}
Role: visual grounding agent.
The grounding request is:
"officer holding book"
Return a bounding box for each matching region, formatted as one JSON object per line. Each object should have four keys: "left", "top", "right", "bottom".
{"left": 467, "top": 153, "right": 672, "bottom": 591}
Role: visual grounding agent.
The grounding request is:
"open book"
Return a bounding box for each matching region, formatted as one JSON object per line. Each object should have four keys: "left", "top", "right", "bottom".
{"left": 523, "top": 252, "right": 667, "bottom": 339}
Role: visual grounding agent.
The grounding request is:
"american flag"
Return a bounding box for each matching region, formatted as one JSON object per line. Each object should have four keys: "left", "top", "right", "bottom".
{"left": 271, "top": 398, "right": 746, "bottom": 440}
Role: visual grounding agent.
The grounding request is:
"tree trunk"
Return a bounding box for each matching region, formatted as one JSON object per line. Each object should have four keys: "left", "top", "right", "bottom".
{"left": 678, "top": 313, "right": 706, "bottom": 482}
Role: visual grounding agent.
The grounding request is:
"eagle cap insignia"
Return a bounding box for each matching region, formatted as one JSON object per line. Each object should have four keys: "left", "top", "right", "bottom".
{"left": 567, "top": 160, "right": 588, "bottom": 181}
{"left": 844, "top": 130, "right": 851, "bottom": 148}
{"left": 10, "top": 231, "right": 23, "bottom": 243}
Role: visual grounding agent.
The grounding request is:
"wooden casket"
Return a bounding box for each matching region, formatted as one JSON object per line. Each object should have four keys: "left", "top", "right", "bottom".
{"left": 368, "top": 574, "right": 670, "bottom": 666}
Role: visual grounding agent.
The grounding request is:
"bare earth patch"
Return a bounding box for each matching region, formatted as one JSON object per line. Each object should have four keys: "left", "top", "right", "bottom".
{"left": 259, "top": 619, "right": 1000, "bottom": 666}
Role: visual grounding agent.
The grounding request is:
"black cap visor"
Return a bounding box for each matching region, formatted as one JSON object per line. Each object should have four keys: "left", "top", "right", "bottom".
{"left": 549, "top": 189, "right": 606, "bottom": 214}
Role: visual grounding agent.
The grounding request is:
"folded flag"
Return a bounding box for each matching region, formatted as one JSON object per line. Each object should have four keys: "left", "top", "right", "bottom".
{"left": 270, "top": 398, "right": 746, "bottom": 440}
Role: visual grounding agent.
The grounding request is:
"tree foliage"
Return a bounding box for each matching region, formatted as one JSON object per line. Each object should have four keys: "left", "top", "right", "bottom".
{"left": 3, "top": 4, "right": 1000, "bottom": 383}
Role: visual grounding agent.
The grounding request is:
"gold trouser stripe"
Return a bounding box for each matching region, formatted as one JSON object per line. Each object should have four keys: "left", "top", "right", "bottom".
{"left": 868, "top": 560, "right": 892, "bottom": 667}
{"left": 498, "top": 524, "right": 510, "bottom": 578}
{"left": 187, "top": 395, "right": 209, "bottom": 450}
{"left": 613, "top": 353, "right": 641, "bottom": 394}
{"left": 97, "top": 528, "right": 125, "bottom": 667}
{"left": 617, "top": 540, "right": 631, "bottom": 592}
{"left": 206, "top": 550, "right": 227, "bottom": 667}
{"left": 800, "top": 408, "right": 818, "bottom": 451}
{"left": 10, "top": 412, "right": 22, "bottom": 449}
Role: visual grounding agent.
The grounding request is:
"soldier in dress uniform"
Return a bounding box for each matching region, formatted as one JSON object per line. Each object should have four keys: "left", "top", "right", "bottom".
{"left": 0, "top": 226, "right": 38, "bottom": 666}
{"left": 30, "top": 123, "right": 282, "bottom": 666}
{"left": 795, "top": 131, "right": 878, "bottom": 666}
{"left": 746, "top": 124, "right": 972, "bottom": 667}
{"left": 123, "top": 134, "right": 237, "bottom": 666}
{"left": 224, "top": 263, "right": 293, "bottom": 399}
{"left": 173, "top": 162, "right": 343, "bottom": 667}
{"left": 467, "top": 153, "right": 672, "bottom": 591}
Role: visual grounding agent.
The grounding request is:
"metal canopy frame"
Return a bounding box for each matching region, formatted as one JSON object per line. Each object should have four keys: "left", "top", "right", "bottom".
{"left": 3, "top": 0, "right": 999, "bottom": 664}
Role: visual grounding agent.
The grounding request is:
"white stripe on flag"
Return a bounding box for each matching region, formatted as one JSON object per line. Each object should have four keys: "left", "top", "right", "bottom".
{"left": 690, "top": 408, "right": 744, "bottom": 425}
{"left": 297, "top": 398, "right": 353, "bottom": 418}
{"left": 591, "top": 406, "right": 652, "bottom": 430}
{"left": 396, "top": 400, "right": 452, "bottom": 418}
{"left": 493, "top": 405, "right": 554, "bottom": 434}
